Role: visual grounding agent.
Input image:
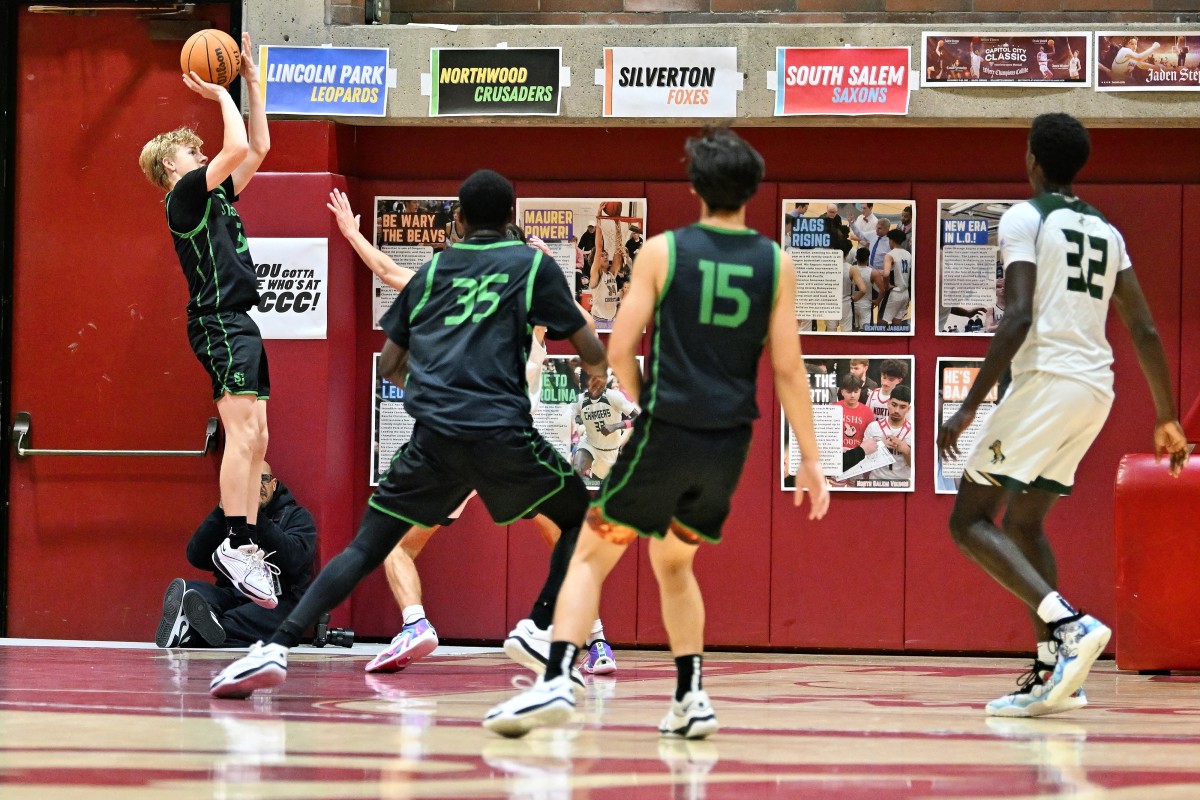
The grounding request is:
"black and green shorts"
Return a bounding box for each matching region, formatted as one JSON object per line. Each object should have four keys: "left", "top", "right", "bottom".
{"left": 186, "top": 310, "right": 271, "bottom": 401}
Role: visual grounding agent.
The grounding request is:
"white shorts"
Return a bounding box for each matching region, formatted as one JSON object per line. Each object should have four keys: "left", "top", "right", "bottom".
{"left": 963, "top": 371, "right": 1112, "bottom": 495}
{"left": 882, "top": 289, "right": 910, "bottom": 322}
{"left": 576, "top": 441, "right": 619, "bottom": 478}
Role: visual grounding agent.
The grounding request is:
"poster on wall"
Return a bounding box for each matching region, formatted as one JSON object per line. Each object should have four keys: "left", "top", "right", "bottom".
{"left": 782, "top": 355, "right": 915, "bottom": 492}
{"left": 246, "top": 237, "right": 328, "bottom": 339}
{"left": 921, "top": 33, "right": 1091, "bottom": 87}
{"left": 261, "top": 45, "right": 391, "bottom": 117}
{"left": 935, "top": 357, "right": 1000, "bottom": 494}
{"left": 370, "top": 352, "right": 415, "bottom": 486}
{"left": 772, "top": 47, "right": 911, "bottom": 116}
{"left": 370, "top": 196, "right": 457, "bottom": 328}
{"left": 936, "top": 200, "right": 1015, "bottom": 336}
{"left": 428, "top": 47, "right": 563, "bottom": 116}
{"left": 533, "top": 355, "right": 643, "bottom": 490}
{"left": 1095, "top": 32, "right": 1200, "bottom": 91}
{"left": 599, "top": 46, "right": 742, "bottom": 117}
{"left": 780, "top": 200, "right": 914, "bottom": 335}
{"left": 515, "top": 198, "right": 648, "bottom": 334}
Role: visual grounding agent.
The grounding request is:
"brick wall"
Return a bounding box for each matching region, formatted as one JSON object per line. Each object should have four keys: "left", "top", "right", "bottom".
{"left": 376, "top": 0, "right": 1200, "bottom": 26}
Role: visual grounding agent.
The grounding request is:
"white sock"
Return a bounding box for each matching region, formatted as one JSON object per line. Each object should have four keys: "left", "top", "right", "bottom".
{"left": 402, "top": 604, "right": 426, "bottom": 626}
{"left": 1036, "top": 592, "right": 1077, "bottom": 625}
{"left": 1037, "top": 641, "right": 1057, "bottom": 666}
{"left": 586, "top": 618, "right": 605, "bottom": 646}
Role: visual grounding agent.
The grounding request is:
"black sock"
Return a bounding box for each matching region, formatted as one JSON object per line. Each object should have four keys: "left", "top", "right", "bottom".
{"left": 529, "top": 524, "right": 580, "bottom": 629}
{"left": 269, "top": 620, "right": 303, "bottom": 649}
{"left": 544, "top": 641, "right": 579, "bottom": 682}
{"left": 226, "top": 516, "right": 251, "bottom": 547}
{"left": 675, "top": 654, "right": 702, "bottom": 702}
{"left": 246, "top": 521, "right": 258, "bottom": 542}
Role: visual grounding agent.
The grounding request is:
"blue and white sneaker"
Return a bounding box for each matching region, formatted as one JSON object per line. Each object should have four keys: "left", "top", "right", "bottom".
{"left": 483, "top": 675, "right": 576, "bottom": 738}
{"left": 583, "top": 639, "right": 617, "bottom": 675}
{"left": 659, "top": 690, "right": 719, "bottom": 739}
{"left": 1044, "top": 614, "right": 1111, "bottom": 707}
{"left": 209, "top": 641, "right": 288, "bottom": 699}
{"left": 365, "top": 618, "right": 439, "bottom": 673}
{"left": 986, "top": 660, "right": 1088, "bottom": 717}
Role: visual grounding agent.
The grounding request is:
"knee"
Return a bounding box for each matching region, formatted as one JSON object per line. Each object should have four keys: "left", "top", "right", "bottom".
{"left": 948, "top": 508, "right": 977, "bottom": 550}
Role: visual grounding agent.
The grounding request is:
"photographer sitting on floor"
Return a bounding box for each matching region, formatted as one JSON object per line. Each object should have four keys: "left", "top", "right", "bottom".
{"left": 156, "top": 463, "right": 318, "bottom": 648}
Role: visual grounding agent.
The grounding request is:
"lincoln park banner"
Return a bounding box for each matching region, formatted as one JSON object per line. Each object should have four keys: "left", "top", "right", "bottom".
{"left": 430, "top": 47, "right": 562, "bottom": 116}
{"left": 773, "top": 47, "right": 911, "bottom": 116}
{"left": 260, "top": 46, "right": 390, "bottom": 117}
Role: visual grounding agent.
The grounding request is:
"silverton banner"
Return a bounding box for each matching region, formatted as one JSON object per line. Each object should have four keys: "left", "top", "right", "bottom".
{"left": 922, "top": 33, "right": 1091, "bottom": 87}
{"left": 773, "top": 47, "right": 911, "bottom": 116}
{"left": 430, "top": 47, "right": 562, "bottom": 116}
{"left": 600, "top": 47, "right": 741, "bottom": 117}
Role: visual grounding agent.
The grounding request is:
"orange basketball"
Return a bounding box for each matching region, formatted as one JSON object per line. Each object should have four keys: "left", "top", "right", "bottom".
{"left": 181, "top": 29, "right": 241, "bottom": 88}
{"left": 600, "top": 201, "right": 623, "bottom": 217}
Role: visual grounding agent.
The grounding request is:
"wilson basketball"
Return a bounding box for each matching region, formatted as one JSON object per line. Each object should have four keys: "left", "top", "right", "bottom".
{"left": 600, "top": 201, "right": 623, "bottom": 217}
{"left": 181, "top": 29, "right": 241, "bottom": 88}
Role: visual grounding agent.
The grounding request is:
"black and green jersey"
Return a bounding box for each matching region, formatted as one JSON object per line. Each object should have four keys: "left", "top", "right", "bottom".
{"left": 643, "top": 223, "right": 779, "bottom": 429}
{"left": 379, "top": 235, "right": 586, "bottom": 435}
{"left": 165, "top": 167, "right": 260, "bottom": 317}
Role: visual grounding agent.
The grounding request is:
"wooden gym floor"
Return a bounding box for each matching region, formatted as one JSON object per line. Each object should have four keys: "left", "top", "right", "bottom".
{"left": 1, "top": 639, "right": 1199, "bottom": 798}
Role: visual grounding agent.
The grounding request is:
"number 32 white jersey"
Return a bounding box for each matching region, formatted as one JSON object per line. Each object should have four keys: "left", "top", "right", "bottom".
{"left": 997, "top": 194, "right": 1132, "bottom": 395}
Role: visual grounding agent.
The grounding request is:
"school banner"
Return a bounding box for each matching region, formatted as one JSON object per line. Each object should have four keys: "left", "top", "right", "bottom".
{"left": 260, "top": 46, "right": 390, "bottom": 117}
{"left": 1096, "top": 32, "right": 1200, "bottom": 91}
{"left": 936, "top": 200, "right": 1016, "bottom": 336}
{"left": 429, "top": 47, "right": 563, "bottom": 116}
{"left": 247, "top": 238, "right": 328, "bottom": 339}
{"left": 600, "top": 47, "right": 741, "bottom": 117}
{"left": 782, "top": 356, "right": 916, "bottom": 493}
{"left": 773, "top": 47, "right": 911, "bottom": 116}
{"left": 935, "top": 358, "right": 1000, "bottom": 494}
{"left": 370, "top": 196, "right": 457, "bottom": 328}
{"left": 921, "top": 33, "right": 1090, "bottom": 87}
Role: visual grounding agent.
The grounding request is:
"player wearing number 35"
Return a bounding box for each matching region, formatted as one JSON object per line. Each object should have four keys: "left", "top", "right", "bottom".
{"left": 937, "top": 113, "right": 1189, "bottom": 720}
{"left": 210, "top": 169, "right": 609, "bottom": 699}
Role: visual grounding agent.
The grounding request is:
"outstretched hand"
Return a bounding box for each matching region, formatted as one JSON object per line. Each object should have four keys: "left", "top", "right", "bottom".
{"left": 1154, "top": 419, "right": 1190, "bottom": 477}
{"left": 326, "top": 189, "right": 362, "bottom": 240}
{"left": 240, "top": 32, "right": 260, "bottom": 83}
{"left": 793, "top": 460, "right": 830, "bottom": 520}
{"left": 182, "top": 71, "right": 227, "bottom": 101}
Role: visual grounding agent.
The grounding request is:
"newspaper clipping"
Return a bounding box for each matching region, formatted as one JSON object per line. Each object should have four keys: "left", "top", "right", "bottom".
{"left": 515, "top": 198, "right": 648, "bottom": 334}
{"left": 371, "top": 196, "right": 456, "bottom": 328}
{"left": 781, "top": 200, "right": 914, "bottom": 335}
{"left": 935, "top": 358, "right": 1000, "bottom": 494}
{"left": 937, "top": 199, "right": 1016, "bottom": 336}
{"left": 782, "top": 355, "right": 916, "bottom": 492}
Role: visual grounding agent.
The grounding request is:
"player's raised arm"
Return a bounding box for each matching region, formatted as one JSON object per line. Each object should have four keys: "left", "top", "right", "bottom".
{"left": 606, "top": 234, "right": 663, "bottom": 401}
{"left": 769, "top": 248, "right": 829, "bottom": 519}
{"left": 1111, "top": 268, "right": 1189, "bottom": 475}
{"left": 326, "top": 189, "right": 416, "bottom": 291}
{"left": 181, "top": 72, "right": 247, "bottom": 193}
{"left": 232, "top": 32, "right": 270, "bottom": 194}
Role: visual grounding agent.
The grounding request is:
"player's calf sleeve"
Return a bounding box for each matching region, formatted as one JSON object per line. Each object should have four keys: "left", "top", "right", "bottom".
{"left": 529, "top": 524, "right": 581, "bottom": 629}
{"left": 268, "top": 508, "right": 407, "bottom": 648}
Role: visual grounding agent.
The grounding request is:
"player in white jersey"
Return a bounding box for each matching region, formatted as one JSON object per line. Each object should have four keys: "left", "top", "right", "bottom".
{"left": 880, "top": 229, "right": 912, "bottom": 325}
{"left": 1109, "top": 37, "right": 1159, "bottom": 83}
{"left": 866, "top": 359, "right": 910, "bottom": 424}
{"left": 862, "top": 385, "right": 913, "bottom": 485}
{"left": 938, "top": 114, "right": 1188, "bottom": 720}
{"left": 1036, "top": 46, "right": 1053, "bottom": 79}
{"left": 572, "top": 381, "right": 639, "bottom": 479}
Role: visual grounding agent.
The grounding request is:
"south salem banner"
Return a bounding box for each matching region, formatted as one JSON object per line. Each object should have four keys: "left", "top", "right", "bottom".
{"left": 774, "top": 47, "right": 911, "bottom": 116}
{"left": 601, "top": 47, "right": 740, "bottom": 117}
{"left": 247, "top": 238, "right": 328, "bottom": 339}
{"left": 260, "top": 46, "right": 390, "bottom": 117}
{"left": 430, "top": 48, "right": 562, "bottom": 116}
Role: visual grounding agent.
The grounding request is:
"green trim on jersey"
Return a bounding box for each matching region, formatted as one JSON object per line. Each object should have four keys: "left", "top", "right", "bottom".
{"left": 451, "top": 240, "right": 524, "bottom": 251}
{"left": 526, "top": 249, "right": 543, "bottom": 315}
{"left": 693, "top": 222, "right": 758, "bottom": 236}
{"left": 1028, "top": 192, "right": 1107, "bottom": 223}
{"left": 410, "top": 252, "right": 441, "bottom": 323}
{"left": 493, "top": 429, "right": 574, "bottom": 525}
{"left": 165, "top": 192, "right": 212, "bottom": 239}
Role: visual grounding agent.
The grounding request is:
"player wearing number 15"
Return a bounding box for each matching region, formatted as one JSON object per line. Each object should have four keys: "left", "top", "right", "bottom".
{"left": 938, "top": 113, "right": 1189, "bottom": 719}
{"left": 485, "top": 128, "right": 829, "bottom": 739}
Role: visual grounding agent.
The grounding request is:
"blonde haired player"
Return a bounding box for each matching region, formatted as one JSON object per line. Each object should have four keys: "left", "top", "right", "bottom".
{"left": 139, "top": 33, "right": 278, "bottom": 609}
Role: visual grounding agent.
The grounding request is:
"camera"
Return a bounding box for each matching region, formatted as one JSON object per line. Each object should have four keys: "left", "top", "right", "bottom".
{"left": 312, "top": 613, "right": 355, "bottom": 648}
